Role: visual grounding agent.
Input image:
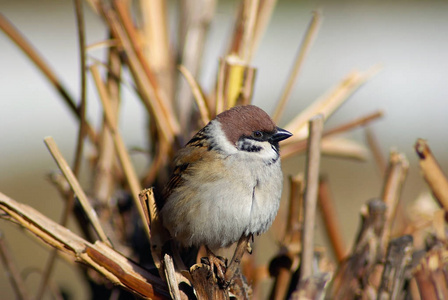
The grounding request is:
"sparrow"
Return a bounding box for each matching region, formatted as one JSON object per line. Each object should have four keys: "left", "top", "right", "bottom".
{"left": 160, "top": 105, "right": 292, "bottom": 280}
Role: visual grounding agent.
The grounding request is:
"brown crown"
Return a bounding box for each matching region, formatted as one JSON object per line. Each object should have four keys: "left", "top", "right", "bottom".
{"left": 216, "top": 105, "right": 277, "bottom": 145}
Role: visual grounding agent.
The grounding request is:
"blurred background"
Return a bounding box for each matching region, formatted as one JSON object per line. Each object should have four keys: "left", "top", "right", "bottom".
{"left": 1, "top": 0, "right": 448, "bottom": 299}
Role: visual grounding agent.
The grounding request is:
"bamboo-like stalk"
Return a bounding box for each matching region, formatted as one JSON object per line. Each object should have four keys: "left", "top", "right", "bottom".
{"left": 163, "top": 254, "right": 181, "bottom": 300}
{"left": 318, "top": 176, "right": 347, "bottom": 263}
{"left": 178, "top": 65, "right": 211, "bottom": 126}
{"left": 0, "top": 193, "right": 170, "bottom": 300}
{"left": 249, "top": 0, "right": 278, "bottom": 60}
{"left": 300, "top": 114, "right": 324, "bottom": 281}
{"left": 415, "top": 139, "right": 448, "bottom": 213}
{"left": 0, "top": 13, "right": 97, "bottom": 144}
{"left": 365, "top": 126, "right": 387, "bottom": 176}
{"left": 284, "top": 66, "right": 381, "bottom": 141}
{"left": 272, "top": 11, "right": 321, "bottom": 123}
{"left": 0, "top": 232, "right": 30, "bottom": 300}
{"left": 281, "top": 110, "right": 383, "bottom": 158}
{"left": 44, "top": 137, "right": 111, "bottom": 246}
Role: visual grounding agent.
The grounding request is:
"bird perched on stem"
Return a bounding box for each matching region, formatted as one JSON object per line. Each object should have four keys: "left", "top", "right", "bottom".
{"left": 160, "top": 105, "right": 292, "bottom": 284}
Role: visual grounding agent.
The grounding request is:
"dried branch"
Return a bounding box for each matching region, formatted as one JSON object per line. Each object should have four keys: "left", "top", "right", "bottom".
{"left": 281, "top": 110, "right": 382, "bottom": 159}
{"left": 163, "top": 254, "right": 182, "bottom": 300}
{"left": 380, "top": 151, "right": 409, "bottom": 254}
{"left": 176, "top": 0, "right": 216, "bottom": 129}
{"left": 377, "top": 235, "right": 413, "bottom": 300}
{"left": 44, "top": 137, "right": 110, "bottom": 246}
{"left": 0, "top": 13, "right": 97, "bottom": 143}
{"left": 178, "top": 65, "right": 211, "bottom": 126}
{"left": 415, "top": 139, "right": 448, "bottom": 213}
{"left": 318, "top": 176, "right": 347, "bottom": 263}
{"left": 365, "top": 127, "right": 387, "bottom": 176}
{"left": 225, "top": 235, "right": 252, "bottom": 284}
{"left": 272, "top": 11, "right": 321, "bottom": 122}
{"left": 0, "top": 192, "right": 170, "bottom": 299}
{"left": 291, "top": 273, "right": 329, "bottom": 300}
{"left": 328, "top": 199, "right": 387, "bottom": 299}
{"left": 0, "top": 232, "right": 30, "bottom": 300}
{"left": 284, "top": 66, "right": 381, "bottom": 141}
{"left": 300, "top": 114, "right": 324, "bottom": 281}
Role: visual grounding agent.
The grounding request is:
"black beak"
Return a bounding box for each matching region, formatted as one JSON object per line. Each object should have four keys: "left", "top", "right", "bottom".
{"left": 271, "top": 127, "right": 293, "bottom": 143}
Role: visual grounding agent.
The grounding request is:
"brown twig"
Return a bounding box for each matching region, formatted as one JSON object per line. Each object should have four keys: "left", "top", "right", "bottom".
{"left": 415, "top": 139, "right": 448, "bottom": 213}
{"left": 178, "top": 65, "right": 211, "bottom": 126}
{"left": 0, "top": 193, "right": 170, "bottom": 300}
{"left": 281, "top": 110, "right": 382, "bottom": 159}
{"left": 44, "top": 137, "right": 110, "bottom": 246}
{"left": 176, "top": 0, "right": 216, "bottom": 129}
{"left": 0, "top": 232, "right": 30, "bottom": 300}
{"left": 272, "top": 10, "right": 322, "bottom": 122}
{"left": 365, "top": 126, "right": 387, "bottom": 176}
{"left": 318, "top": 176, "right": 347, "bottom": 263}
{"left": 0, "top": 13, "right": 97, "bottom": 144}
{"left": 328, "top": 199, "right": 387, "bottom": 298}
{"left": 300, "top": 114, "right": 324, "bottom": 281}
{"left": 36, "top": 2, "right": 88, "bottom": 297}
{"left": 380, "top": 151, "right": 409, "bottom": 254}
{"left": 163, "top": 254, "right": 181, "bottom": 300}
{"left": 377, "top": 235, "right": 413, "bottom": 300}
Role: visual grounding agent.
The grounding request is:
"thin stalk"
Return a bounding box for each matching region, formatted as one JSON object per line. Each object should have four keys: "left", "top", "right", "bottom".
{"left": 300, "top": 114, "right": 324, "bottom": 281}
{"left": 273, "top": 11, "right": 321, "bottom": 122}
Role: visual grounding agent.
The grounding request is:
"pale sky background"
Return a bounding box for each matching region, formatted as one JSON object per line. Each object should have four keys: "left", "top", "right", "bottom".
{"left": 1, "top": 0, "right": 448, "bottom": 299}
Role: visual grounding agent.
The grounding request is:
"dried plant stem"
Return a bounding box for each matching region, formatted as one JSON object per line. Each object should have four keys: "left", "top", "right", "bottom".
{"left": 380, "top": 151, "right": 409, "bottom": 253}
{"left": 377, "top": 235, "right": 413, "bottom": 300}
{"left": 300, "top": 114, "right": 324, "bottom": 281}
{"left": 44, "top": 137, "right": 110, "bottom": 246}
{"left": 0, "top": 13, "right": 96, "bottom": 144}
{"left": 140, "top": 0, "right": 173, "bottom": 101}
{"left": 318, "top": 176, "right": 346, "bottom": 263}
{"left": 163, "top": 254, "right": 181, "bottom": 300}
{"left": 365, "top": 127, "right": 387, "bottom": 176}
{"left": 241, "top": 0, "right": 260, "bottom": 62}
{"left": 281, "top": 110, "right": 382, "bottom": 159}
{"left": 250, "top": 0, "right": 278, "bottom": 59}
{"left": 413, "top": 248, "right": 448, "bottom": 299}
{"left": 176, "top": 0, "right": 216, "bottom": 129}
{"left": 272, "top": 11, "right": 321, "bottom": 122}
{"left": 0, "top": 193, "right": 170, "bottom": 300}
{"left": 105, "top": 4, "right": 179, "bottom": 143}
{"left": 0, "top": 232, "right": 30, "bottom": 300}
{"left": 285, "top": 66, "right": 381, "bottom": 140}
{"left": 415, "top": 139, "right": 448, "bottom": 213}
{"left": 178, "top": 65, "right": 211, "bottom": 126}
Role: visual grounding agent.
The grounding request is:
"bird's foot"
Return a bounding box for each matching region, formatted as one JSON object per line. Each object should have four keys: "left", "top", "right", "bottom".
{"left": 202, "top": 251, "right": 228, "bottom": 286}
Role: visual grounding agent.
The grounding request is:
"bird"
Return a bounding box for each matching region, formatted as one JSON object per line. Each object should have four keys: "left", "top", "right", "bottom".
{"left": 159, "top": 105, "right": 292, "bottom": 282}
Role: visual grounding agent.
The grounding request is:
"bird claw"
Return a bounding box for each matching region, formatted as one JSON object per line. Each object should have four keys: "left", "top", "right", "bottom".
{"left": 202, "top": 254, "right": 228, "bottom": 286}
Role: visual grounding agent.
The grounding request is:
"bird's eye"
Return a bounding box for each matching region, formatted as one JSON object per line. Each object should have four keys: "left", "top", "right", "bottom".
{"left": 252, "top": 131, "right": 263, "bottom": 139}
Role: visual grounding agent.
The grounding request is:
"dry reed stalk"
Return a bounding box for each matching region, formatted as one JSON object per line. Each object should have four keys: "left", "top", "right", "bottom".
{"left": 272, "top": 11, "right": 321, "bottom": 123}
{"left": 0, "top": 13, "right": 97, "bottom": 143}
{"left": 318, "top": 176, "right": 347, "bottom": 263}
{"left": 328, "top": 199, "right": 387, "bottom": 298}
{"left": 281, "top": 110, "right": 383, "bottom": 159}
{"left": 365, "top": 127, "right": 387, "bottom": 176}
{"left": 380, "top": 151, "right": 409, "bottom": 254}
{"left": 92, "top": 45, "right": 122, "bottom": 205}
{"left": 140, "top": 0, "right": 173, "bottom": 102}
{"left": 284, "top": 66, "right": 380, "bottom": 141}
{"left": 176, "top": 0, "right": 216, "bottom": 129}
{"left": 268, "top": 175, "right": 303, "bottom": 300}
{"left": 300, "top": 114, "right": 324, "bottom": 281}
{"left": 163, "top": 254, "right": 182, "bottom": 300}
{"left": 0, "top": 232, "right": 30, "bottom": 300}
{"left": 44, "top": 137, "right": 110, "bottom": 245}
{"left": 178, "top": 65, "right": 211, "bottom": 126}
{"left": 377, "top": 235, "right": 413, "bottom": 300}
{"left": 103, "top": 4, "right": 179, "bottom": 143}
{"left": 413, "top": 247, "right": 448, "bottom": 299}
{"left": 90, "top": 65, "right": 166, "bottom": 273}
{"left": 415, "top": 139, "right": 448, "bottom": 213}
{"left": 0, "top": 193, "right": 170, "bottom": 299}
